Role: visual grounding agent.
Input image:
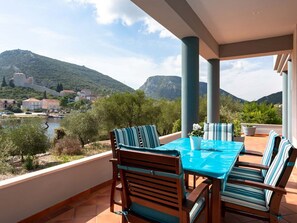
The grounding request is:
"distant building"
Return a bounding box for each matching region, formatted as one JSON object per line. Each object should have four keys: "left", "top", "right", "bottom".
{"left": 76, "top": 89, "right": 97, "bottom": 101}
{"left": 60, "top": 90, "right": 76, "bottom": 96}
{"left": 0, "top": 99, "right": 16, "bottom": 110}
{"left": 41, "top": 99, "right": 60, "bottom": 110}
{"left": 22, "top": 98, "right": 42, "bottom": 111}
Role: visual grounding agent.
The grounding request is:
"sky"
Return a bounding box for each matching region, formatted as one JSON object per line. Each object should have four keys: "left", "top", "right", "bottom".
{"left": 0, "top": 0, "right": 283, "bottom": 101}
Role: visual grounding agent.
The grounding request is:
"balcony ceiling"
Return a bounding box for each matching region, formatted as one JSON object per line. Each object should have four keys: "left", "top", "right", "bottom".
{"left": 187, "top": 0, "right": 297, "bottom": 44}
{"left": 132, "top": 0, "right": 297, "bottom": 59}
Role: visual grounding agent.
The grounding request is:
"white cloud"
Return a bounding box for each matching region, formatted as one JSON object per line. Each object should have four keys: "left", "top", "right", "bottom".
{"left": 30, "top": 27, "right": 75, "bottom": 42}
{"left": 220, "top": 58, "right": 282, "bottom": 101}
{"left": 68, "top": 0, "right": 176, "bottom": 38}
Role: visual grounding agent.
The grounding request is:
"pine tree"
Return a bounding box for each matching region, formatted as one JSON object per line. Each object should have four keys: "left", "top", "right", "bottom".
{"left": 56, "top": 83, "right": 64, "bottom": 92}
{"left": 43, "top": 91, "right": 47, "bottom": 99}
{"left": 9, "top": 79, "right": 15, "bottom": 88}
{"left": 1, "top": 76, "right": 7, "bottom": 87}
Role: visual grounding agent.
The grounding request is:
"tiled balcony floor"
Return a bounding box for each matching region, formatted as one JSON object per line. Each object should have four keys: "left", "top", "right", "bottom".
{"left": 45, "top": 135, "right": 297, "bottom": 223}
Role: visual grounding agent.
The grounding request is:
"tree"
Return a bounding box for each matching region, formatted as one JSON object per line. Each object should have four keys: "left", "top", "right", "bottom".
{"left": 0, "top": 136, "right": 15, "bottom": 174}
{"left": 56, "top": 83, "right": 64, "bottom": 92}
{"left": 60, "top": 96, "right": 69, "bottom": 107}
{"left": 156, "top": 99, "right": 181, "bottom": 135}
{"left": 5, "top": 118, "right": 49, "bottom": 165}
{"left": 61, "top": 111, "right": 98, "bottom": 147}
{"left": 43, "top": 90, "right": 47, "bottom": 99}
{"left": 1, "top": 76, "right": 7, "bottom": 87}
{"left": 92, "top": 90, "right": 161, "bottom": 130}
{"left": 240, "top": 102, "right": 282, "bottom": 124}
{"left": 8, "top": 79, "right": 15, "bottom": 88}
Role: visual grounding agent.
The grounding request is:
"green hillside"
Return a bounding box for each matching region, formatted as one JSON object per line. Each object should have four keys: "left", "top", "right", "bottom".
{"left": 139, "top": 75, "right": 245, "bottom": 102}
{"left": 0, "top": 49, "right": 134, "bottom": 96}
{"left": 256, "top": 91, "right": 282, "bottom": 104}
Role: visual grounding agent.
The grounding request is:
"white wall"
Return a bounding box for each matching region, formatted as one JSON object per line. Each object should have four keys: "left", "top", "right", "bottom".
{"left": 241, "top": 123, "right": 282, "bottom": 135}
{"left": 0, "top": 152, "right": 112, "bottom": 222}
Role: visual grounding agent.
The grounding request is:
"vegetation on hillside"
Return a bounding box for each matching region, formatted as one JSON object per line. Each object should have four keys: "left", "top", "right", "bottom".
{"left": 0, "top": 86, "right": 58, "bottom": 101}
{"left": 0, "top": 90, "right": 282, "bottom": 177}
{"left": 0, "top": 49, "right": 134, "bottom": 96}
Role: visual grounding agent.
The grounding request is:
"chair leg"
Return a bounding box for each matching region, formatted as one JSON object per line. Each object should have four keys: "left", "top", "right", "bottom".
{"left": 110, "top": 175, "right": 117, "bottom": 212}
{"left": 269, "top": 213, "right": 280, "bottom": 223}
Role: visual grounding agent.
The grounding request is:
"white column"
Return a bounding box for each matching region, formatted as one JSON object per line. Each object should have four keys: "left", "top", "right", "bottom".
{"left": 282, "top": 72, "right": 288, "bottom": 138}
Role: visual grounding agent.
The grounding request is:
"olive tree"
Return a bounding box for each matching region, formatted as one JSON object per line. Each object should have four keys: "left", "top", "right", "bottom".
{"left": 5, "top": 118, "right": 49, "bottom": 169}
{"left": 61, "top": 111, "right": 99, "bottom": 147}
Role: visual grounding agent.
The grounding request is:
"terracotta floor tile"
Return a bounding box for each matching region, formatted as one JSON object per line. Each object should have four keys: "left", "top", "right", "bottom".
{"left": 75, "top": 205, "right": 97, "bottom": 218}
{"left": 74, "top": 216, "right": 97, "bottom": 223}
{"left": 282, "top": 213, "right": 297, "bottom": 223}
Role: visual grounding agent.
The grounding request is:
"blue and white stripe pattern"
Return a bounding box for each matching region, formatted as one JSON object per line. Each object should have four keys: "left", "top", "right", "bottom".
{"left": 203, "top": 123, "right": 234, "bottom": 141}
{"left": 228, "top": 167, "right": 263, "bottom": 182}
{"left": 264, "top": 138, "right": 292, "bottom": 207}
{"left": 222, "top": 138, "right": 293, "bottom": 211}
{"left": 228, "top": 130, "right": 279, "bottom": 181}
{"left": 261, "top": 130, "right": 279, "bottom": 177}
{"left": 138, "top": 125, "right": 160, "bottom": 148}
{"left": 114, "top": 127, "right": 140, "bottom": 148}
{"left": 221, "top": 182, "right": 268, "bottom": 211}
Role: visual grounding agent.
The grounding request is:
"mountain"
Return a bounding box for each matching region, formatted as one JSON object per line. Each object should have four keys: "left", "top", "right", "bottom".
{"left": 257, "top": 91, "right": 282, "bottom": 104}
{"left": 139, "top": 75, "right": 245, "bottom": 102}
{"left": 0, "top": 49, "right": 134, "bottom": 95}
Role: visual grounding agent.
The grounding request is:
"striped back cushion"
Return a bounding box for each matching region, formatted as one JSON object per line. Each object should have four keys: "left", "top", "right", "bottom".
{"left": 261, "top": 130, "right": 279, "bottom": 177}
{"left": 113, "top": 127, "right": 140, "bottom": 148}
{"left": 264, "top": 139, "right": 292, "bottom": 206}
{"left": 138, "top": 125, "right": 160, "bottom": 148}
{"left": 203, "top": 123, "right": 234, "bottom": 141}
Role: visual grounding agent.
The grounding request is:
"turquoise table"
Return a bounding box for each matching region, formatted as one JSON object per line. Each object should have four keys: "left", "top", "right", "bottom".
{"left": 158, "top": 137, "right": 244, "bottom": 223}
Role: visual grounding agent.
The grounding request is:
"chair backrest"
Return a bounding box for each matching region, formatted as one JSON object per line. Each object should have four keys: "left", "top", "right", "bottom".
{"left": 110, "top": 127, "right": 140, "bottom": 158}
{"left": 138, "top": 125, "right": 161, "bottom": 148}
{"left": 203, "top": 123, "right": 234, "bottom": 141}
{"left": 117, "top": 147, "right": 184, "bottom": 223}
{"left": 264, "top": 138, "right": 297, "bottom": 207}
{"left": 261, "top": 130, "right": 281, "bottom": 177}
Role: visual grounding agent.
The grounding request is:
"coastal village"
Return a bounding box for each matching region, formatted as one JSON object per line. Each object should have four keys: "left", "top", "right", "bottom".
{"left": 0, "top": 72, "right": 97, "bottom": 115}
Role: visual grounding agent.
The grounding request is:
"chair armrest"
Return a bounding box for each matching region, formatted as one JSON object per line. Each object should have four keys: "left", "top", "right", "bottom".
{"left": 227, "top": 179, "right": 287, "bottom": 195}
{"left": 240, "top": 149, "right": 263, "bottom": 157}
{"left": 109, "top": 158, "right": 118, "bottom": 163}
{"left": 235, "top": 161, "right": 269, "bottom": 170}
{"left": 183, "top": 181, "right": 209, "bottom": 212}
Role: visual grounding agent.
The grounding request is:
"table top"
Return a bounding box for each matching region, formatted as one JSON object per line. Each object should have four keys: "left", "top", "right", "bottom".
{"left": 158, "top": 138, "right": 244, "bottom": 180}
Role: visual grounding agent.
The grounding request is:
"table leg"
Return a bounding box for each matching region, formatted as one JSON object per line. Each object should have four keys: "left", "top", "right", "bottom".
{"left": 211, "top": 178, "right": 221, "bottom": 223}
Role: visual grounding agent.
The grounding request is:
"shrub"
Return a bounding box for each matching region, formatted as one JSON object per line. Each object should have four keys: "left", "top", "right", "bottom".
{"left": 5, "top": 118, "right": 49, "bottom": 161}
{"left": 53, "top": 136, "right": 82, "bottom": 155}
{"left": 53, "top": 127, "right": 66, "bottom": 144}
{"left": 0, "top": 136, "right": 15, "bottom": 174}
{"left": 24, "top": 156, "right": 39, "bottom": 170}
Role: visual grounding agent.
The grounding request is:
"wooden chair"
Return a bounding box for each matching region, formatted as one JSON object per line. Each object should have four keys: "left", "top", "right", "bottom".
{"left": 138, "top": 125, "right": 161, "bottom": 148}
{"left": 109, "top": 125, "right": 161, "bottom": 212}
{"left": 109, "top": 127, "right": 141, "bottom": 212}
{"left": 117, "top": 147, "right": 209, "bottom": 223}
{"left": 203, "top": 123, "right": 234, "bottom": 141}
{"left": 221, "top": 138, "right": 297, "bottom": 222}
{"left": 229, "top": 130, "right": 281, "bottom": 182}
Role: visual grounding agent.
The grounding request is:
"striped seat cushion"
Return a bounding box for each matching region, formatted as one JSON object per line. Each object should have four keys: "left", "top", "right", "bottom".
{"left": 228, "top": 130, "right": 279, "bottom": 182}
{"left": 264, "top": 139, "right": 292, "bottom": 207}
{"left": 138, "top": 125, "right": 160, "bottom": 148}
{"left": 261, "top": 130, "right": 279, "bottom": 177}
{"left": 228, "top": 166, "right": 264, "bottom": 182}
{"left": 221, "top": 182, "right": 268, "bottom": 211}
{"left": 113, "top": 127, "right": 140, "bottom": 147}
{"left": 203, "top": 123, "right": 234, "bottom": 141}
